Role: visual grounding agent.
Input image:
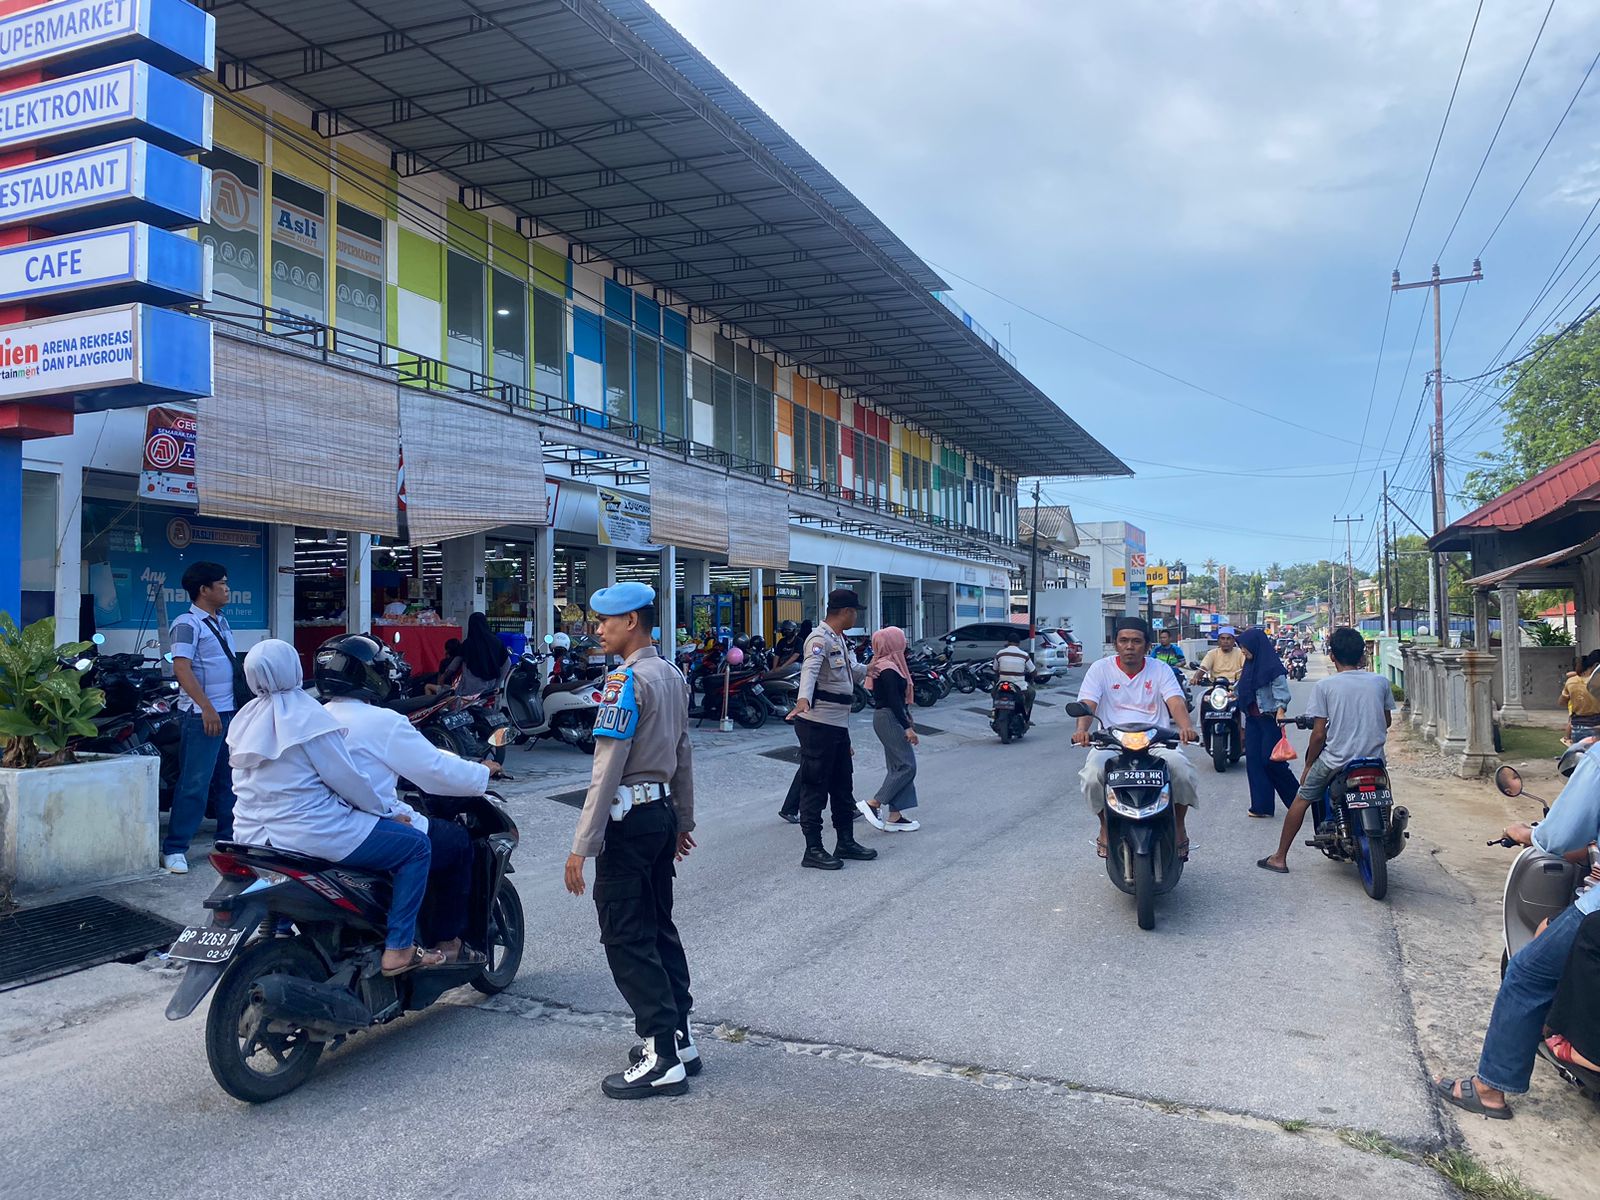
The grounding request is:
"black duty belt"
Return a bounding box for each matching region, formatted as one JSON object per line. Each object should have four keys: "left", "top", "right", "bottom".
{"left": 813, "top": 689, "right": 854, "bottom": 706}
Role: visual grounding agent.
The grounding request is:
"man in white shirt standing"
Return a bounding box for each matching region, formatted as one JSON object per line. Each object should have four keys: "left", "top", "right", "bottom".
{"left": 163, "top": 562, "right": 247, "bottom": 873}
{"left": 313, "top": 633, "right": 504, "bottom": 964}
{"left": 1074, "top": 618, "right": 1200, "bottom": 860}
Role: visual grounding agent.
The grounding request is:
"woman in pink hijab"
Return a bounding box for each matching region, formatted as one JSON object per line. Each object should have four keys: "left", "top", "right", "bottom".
{"left": 858, "top": 626, "right": 921, "bottom": 831}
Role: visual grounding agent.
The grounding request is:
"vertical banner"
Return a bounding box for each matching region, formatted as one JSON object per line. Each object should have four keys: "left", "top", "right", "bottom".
{"left": 269, "top": 172, "right": 325, "bottom": 321}
{"left": 139, "top": 402, "right": 196, "bottom": 502}
{"left": 597, "top": 487, "right": 657, "bottom": 551}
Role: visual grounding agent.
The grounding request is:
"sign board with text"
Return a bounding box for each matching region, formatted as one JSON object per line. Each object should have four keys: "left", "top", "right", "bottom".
{"left": 0, "top": 59, "right": 211, "bottom": 155}
{"left": 0, "top": 302, "right": 212, "bottom": 408}
{"left": 0, "top": 0, "right": 214, "bottom": 76}
{"left": 0, "top": 137, "right": 209, "bottom": 231}
{"left": 597, "top": 487, "right": 657, "bottom": 551}
{"left": 138, "top": 401, "right": 194, "bottom": 502}
{"left": 1146, "top": 566, "right": 1168, "bottom": 586}
{"left": 0, "top": 221, "right": 209, "bottom": 309}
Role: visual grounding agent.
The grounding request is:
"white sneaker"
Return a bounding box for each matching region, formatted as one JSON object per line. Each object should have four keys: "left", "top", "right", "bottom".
{"left": 884, "top": 817, "right": 920, "bottom": 832}
{"left": 856, "top": 799, "right": 887, "bottom": 830}
{"left": 161, "top": 852, "right": 189, "bottom": 874}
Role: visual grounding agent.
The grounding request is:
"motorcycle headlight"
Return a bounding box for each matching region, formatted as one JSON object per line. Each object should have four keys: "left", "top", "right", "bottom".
{"left": 1209, "top": 687, "right": 1228, "bottom": 708}
{"left": 1114, "top": 729, "right": 1150, "bottom": 751}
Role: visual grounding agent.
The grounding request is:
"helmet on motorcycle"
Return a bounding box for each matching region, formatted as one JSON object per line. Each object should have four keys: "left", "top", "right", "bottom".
{"left": 777, "top": 620, "right": 798, "bottom": 636}
{"left": 732, "top": 634, "right": 752, "bottom": 651}
{"left": 750, "top": 635, "right": 766, "bottom": 651}
{"left": 726, "top": 646, "right": 745, "bottom": 667}
{"left": 313, "top": 633, "right": 398, "bottom": 704}
{"left": 549, "top": 632, "right": 571, "bottom": 651}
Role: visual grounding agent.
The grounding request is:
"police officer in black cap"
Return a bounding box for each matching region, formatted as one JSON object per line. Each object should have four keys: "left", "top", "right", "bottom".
{"left": 787, "top": 587, "right": 878, "bottom": 870}
{"left": 564, "top": 582, "right": 700, "bottom": 1099}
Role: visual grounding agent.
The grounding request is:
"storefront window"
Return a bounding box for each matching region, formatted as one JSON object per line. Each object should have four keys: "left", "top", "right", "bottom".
{"left": 491, "top": 271, "right": 527, "bottom": 389}
{"left": 734, "top": 376, "right": 753, "bottom": 462}
{"left": 270, "top": 172, "right": 326, "bottom": 324}
{"left": 446, "top": 251, "right": 486, "bottom": 386}
{"left": 754, "top": 386, "right": 773, "bottom": 465}
{"left": 202, "top": 149, "right": 261, "bottom": 314}
{"left": 635, "top": 336, "right": 659, "bottom": 431}
{"left": 21, "top": 470, "right": 56, "bottom": 625}
{"left": 334, "top": 202, "right": 384, "bottom": 360}
{"left": 662, "top": 346, "right": 686, "bottom": 439}
{"left": 532, "top": 288, "right": 565, "bottom": 402}
{"left": 713, "top": 367, "right": 734, "bottom": 452}
{"left": 604, "top": 319, "right": 631, "bottom": 422}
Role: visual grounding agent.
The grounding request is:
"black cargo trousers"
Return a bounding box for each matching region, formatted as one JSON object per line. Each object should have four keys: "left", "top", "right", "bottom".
{"left": 592, "top": 800, "right": 693, "bottom": 1039}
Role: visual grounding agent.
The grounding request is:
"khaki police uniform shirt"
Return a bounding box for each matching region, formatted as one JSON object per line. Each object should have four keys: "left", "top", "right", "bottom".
{"left": 796, "top": 623, "right": 863, "bottom": 729}
{"left": 572, "top": 645, "right": 696, "bottom": 857}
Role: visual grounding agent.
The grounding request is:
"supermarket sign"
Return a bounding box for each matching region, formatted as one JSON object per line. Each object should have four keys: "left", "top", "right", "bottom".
{"left": 0, "top": 302, "right": 212, "bottom": 408}
{"left": 0, "top": 0, "right": 215, "bottom": 76}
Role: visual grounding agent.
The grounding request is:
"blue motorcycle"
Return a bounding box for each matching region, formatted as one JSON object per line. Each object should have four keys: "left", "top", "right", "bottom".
{"left": 1290, "top": 716, "right": 1410, "bottom": 900}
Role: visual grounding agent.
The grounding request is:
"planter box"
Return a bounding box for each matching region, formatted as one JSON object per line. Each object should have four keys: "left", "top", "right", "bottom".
{"left": 0, "top": 754, "right": 159, "bottom": 895}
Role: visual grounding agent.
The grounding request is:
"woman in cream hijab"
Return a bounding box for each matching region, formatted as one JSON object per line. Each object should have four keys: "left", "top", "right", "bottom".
{"left": 228, "top": 639, "right": 443, "bottom": 975}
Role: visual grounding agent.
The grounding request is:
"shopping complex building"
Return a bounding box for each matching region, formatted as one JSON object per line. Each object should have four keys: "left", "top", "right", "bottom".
{"left": 18, "top": 0, "right": 1125, "bottom": 670}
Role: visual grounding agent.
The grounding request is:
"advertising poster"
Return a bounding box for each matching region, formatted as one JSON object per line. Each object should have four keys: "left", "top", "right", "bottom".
{"left": 202, "top": 151, "right": 260, "bottom": 305}
{"left": 138, "top": 403, "right": 196, "bottom": 503}
{"left": 596, "top": 487, "right": 657, "bottom": 551}
{"left": 82, "top": 500, "right": 267, "bottom": 632}
{"left": 334, "top": 201, "right": 383, "bottom": 344}
{"left": 270, "top": 172, "right": 325, "bottom": 322}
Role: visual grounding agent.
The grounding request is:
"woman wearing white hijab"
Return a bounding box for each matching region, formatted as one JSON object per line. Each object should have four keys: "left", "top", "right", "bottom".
{"left": 228, "top": 639, "right": 443, "bottom": 975}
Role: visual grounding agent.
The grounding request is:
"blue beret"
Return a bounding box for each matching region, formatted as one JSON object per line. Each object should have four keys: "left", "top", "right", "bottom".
{"left": 591, "top": 582, "right": 656, "bottom": 616}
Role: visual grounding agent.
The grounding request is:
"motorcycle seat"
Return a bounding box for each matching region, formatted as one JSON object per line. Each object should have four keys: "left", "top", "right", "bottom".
{"left": 1343, "top": 757, "right": 1387, "bottom": 771}
{"left": 547, "top": 677, "right": 595, "bottom": 696}
{"left": 215, "top": 840, "right": 389, "bottom": 889}
{"left": 389, "top": 693, "right": 447, "bottom": 715}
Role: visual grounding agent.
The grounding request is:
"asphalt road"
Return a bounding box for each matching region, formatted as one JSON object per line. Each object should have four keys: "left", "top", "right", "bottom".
{"left": 0, "top": 659, "right": 1458, "bottom": 1199}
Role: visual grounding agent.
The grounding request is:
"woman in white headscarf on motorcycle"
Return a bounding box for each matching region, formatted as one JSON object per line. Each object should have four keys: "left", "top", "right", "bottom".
{"left": 227, "top": 638, "right": 441, "bottom": 975}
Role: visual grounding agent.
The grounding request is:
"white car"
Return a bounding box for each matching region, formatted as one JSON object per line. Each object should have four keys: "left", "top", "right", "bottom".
{"left": 1034, "top": 630, "right": 1070, "bottom": 675}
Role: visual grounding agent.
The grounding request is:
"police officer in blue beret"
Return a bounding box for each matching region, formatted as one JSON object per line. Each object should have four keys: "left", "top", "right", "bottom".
{"left": 564, "top": 582, "right": 701, "bottom": 1099}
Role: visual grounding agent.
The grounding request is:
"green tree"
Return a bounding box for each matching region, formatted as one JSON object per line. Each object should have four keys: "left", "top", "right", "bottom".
{"left": 1463, "top": 312, "right": 1600, "bottom": 502}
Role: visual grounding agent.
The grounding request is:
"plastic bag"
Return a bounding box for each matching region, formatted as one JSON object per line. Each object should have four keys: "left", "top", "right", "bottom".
{"left": 1270, "top": 731, "right": 1297, "bottom": 763}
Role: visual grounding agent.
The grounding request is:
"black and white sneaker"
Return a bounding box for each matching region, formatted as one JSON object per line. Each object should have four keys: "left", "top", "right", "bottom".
{"left": 602, "top": 1041, "right": 688, "bottom": 1099}
{"left": 628, "top": 1027, "right": 701, "bottom": 1076}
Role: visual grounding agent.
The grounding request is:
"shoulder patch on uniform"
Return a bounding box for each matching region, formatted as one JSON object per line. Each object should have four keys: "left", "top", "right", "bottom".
{"left": 594, "top": 667, "right": 639, "bottom": 740}
{"left": 811, "top": 644, "right": 824, "bottom": 656}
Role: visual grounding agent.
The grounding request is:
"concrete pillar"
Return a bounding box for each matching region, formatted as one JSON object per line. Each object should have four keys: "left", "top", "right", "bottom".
{"left": 660, "top": 544, "right": 678, "bottom": 665}
{"left": 533, "top": 524, "right": 555, "bottom": 644}
{"left": 1418, "top": 652, "right": 1438, "bottom": 741}
{"left": 53, "top": 466, "right": 82, "bottom": 644}
{"left": 817, "top": 563, "right": 831, "bottom": 623}
{"left": 864, "top": 570, "right": 881, "bottom": 631}
{"left": 748, "top": 568, "right": 765, "bottom": 641}
{"left": 1499, "top": 585, "right": 1529, "bottom": 724}
{"left": 910, "top": 576, "right": 925, "bottom": 641}
{"left": 1458, "top": 649, "right": 1500, "bottom": 777}
{"left": 441, "top": 532, "right": 487, "bottom": 626}
{"left": 1398, "top": 645, "right": 1414, "bottom": 720}
{"left": 683, "top": 554, "right": 711, "bottom": 602}
{"left": 1439, "top": 651, "right": 1467, "bottom": 760}
{"left": 269, "top": 525, "right": 296, "bottom": 640}
{"left": 584, "top": 546, "right": 617, "bottom": 609}
{"left": 1473, "top": 590, "right": 1491, "bottom": 651}
{"left": 345, "top": 533, "right": 372, "bottom": 635}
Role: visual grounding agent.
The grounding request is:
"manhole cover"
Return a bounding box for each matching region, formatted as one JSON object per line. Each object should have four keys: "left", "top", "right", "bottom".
{"left": 760, "top": 746, "right": 802, "bottom": 764}
{"left": 547, "top": 789, "right": 588, "bottom": 808}
{"left": 0, "top": 896, "right": 182, "bottom": 991}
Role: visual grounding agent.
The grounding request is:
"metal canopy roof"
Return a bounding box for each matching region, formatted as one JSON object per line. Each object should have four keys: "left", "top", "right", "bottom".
{"left": 211, "top": 0, "right": 1128, "bottom": 481}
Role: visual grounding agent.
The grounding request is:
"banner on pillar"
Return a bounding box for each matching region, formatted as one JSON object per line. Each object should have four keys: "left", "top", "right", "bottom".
{"left": 138, "top": 401, "right": 194, "bottom": 502}
{"left": 597, "top": 487, "right": 656, "bottom": 551}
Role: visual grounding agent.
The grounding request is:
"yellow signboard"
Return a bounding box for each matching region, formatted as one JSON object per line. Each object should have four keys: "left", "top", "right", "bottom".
{"left": 1112, "top": 567, "right": 1126, "bottom": 586}
{"left": 1146, "top": 566, "right": 1169, "bottom": 586}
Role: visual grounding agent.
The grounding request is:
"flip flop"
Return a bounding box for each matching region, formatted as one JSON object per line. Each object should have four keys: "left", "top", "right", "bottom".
{"left": 1257, "top": 857, "right": 1289, "bottom": 874}
{"left": 1178, "top": 840, "right": 1191, "bottom": 863}
{"left": 1246, "top": 812, "right": 1272, "bottom": 819}
{"left": 381, "top": 945, "right": 447, "bottom": 977}
{"left": 1433, "top": 1076, "right": 1512, "bottom": 1121}
{"left": 1095, "top": 839, "right": 1108, "bottom": 860}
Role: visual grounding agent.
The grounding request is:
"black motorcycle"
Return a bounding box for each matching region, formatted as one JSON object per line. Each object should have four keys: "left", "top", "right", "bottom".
{"left": 1194, "top": 676, "right": 1242, "bottom": 773}
{"left": 1069, "top": 702, "right": 1184, "bottom": 931}
{"left": 991, "top": 679, "right": 1029, "bottom": 743}
{"left": 164, "top": 786, "right": 525, "bottom": 1103}
{"left": 1288, "top": 652, "right": 1308, "bottom": 682}
{"left": 1289, "top": 716, "right": 1408, "bottom": 900}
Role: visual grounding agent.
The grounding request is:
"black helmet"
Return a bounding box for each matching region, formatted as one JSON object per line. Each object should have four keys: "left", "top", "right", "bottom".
{"left": 778, "top": 620, "right": 798, "bottom": 636}
{"left": 750, "top": 635, "right": 766, "bottom": 651}
{"left": 314, "top": 633, "right": 398, "bottom": 704}
{"left": 732, "top": 633, "right": 752, "bottom": 651}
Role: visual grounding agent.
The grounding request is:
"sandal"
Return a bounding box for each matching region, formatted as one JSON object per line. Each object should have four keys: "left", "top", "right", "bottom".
{"left": 1095, "top": 839, "right": 1108, "bottom": 860}
{"left": 439, "top": 945, "right": 489, "bottom": 966}
{"left": 381, "top": 945, "right": 447, "bottom": 977}
{"left": 1178, "top": 839, "right": 1191, "bottom": 863}
{"left": 1257, "top": 857, "right": 1289, "bottom": 874}
{"left": 1433, "top": 1076, "right": 1513, "bottom": 1121}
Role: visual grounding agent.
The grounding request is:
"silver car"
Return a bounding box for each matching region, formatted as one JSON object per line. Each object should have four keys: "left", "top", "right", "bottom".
{"left": 944, "top": 622, "right": 1052, "bottom": 673}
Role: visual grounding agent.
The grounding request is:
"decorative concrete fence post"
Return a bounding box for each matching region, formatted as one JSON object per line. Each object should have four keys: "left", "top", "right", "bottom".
{"left": 1439, "top": 651, "right": 1468, "bottom": 763}
{"left": 1499, "top": 584, "right": 1530, "bottom": 726}
{"left": 1458, "top": 650, "right": 1499, "bottom": 778}
{"left": 1398, "top": 645, "right": 1415, "bottom": 722}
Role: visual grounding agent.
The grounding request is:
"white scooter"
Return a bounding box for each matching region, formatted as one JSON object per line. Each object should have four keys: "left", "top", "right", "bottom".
{"left": 1491, "top": 742, "right": 1600, "bottom": 1101}
{"left": 500, "top": 637, "right": 600, "bottom": 755}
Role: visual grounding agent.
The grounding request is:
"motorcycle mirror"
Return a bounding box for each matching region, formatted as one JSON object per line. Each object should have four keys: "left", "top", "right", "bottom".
{"left": 72, "top": 657, "right": 93, "bottom": 672}
{"left": 544, "top": 633, "right": 554, "bottom": 645}
{"left": 488, "top": 727, "right": 510, "bottom": 748}
{"left": 1065, "top": 700, "right": 1091, "bottom": 718}
{"left": 393, "top": 632, "right": 403, "bottom": 645}
{"left": 91, "top": 633, "right": 106, "bottom": 645}
{"left": 1494, "top": 765, "right": 1523, "bottom": 798}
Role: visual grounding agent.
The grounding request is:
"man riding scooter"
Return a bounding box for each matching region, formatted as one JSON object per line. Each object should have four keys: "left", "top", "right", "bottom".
{"left": 314, "top": 634, "right": 505, "bottom": 964}
{"left": 995, "top": 628, "right": 1038, "bottom": 723}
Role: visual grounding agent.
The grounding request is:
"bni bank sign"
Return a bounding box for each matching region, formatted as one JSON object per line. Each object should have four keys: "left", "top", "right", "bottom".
{"left": 0, "top": 0, "right": 214, "bottom": 412}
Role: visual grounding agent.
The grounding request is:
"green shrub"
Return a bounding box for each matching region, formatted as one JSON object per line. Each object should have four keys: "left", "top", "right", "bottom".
{"left": 0, "top": 614, "right": 106, "bottom": 769}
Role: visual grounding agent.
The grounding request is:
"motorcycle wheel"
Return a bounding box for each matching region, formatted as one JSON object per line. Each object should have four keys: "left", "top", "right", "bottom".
{"left": 204, "top": 938, "right": 327, "bottom": 1104}
{"left": 578, "top": 732, "right": 596, "bottom": 755}
{"left": 1134, "top": 852, "right": 1156, "bottom": 931}
{"left": 422, "top": 725, "right": 456, "bottom": 754}
{"left": 1012, "top": 713, "right": 1027, "bottom": 741}
{"left": 1229, "top": 730, "right": 1241, "bottom": 764}
{"left": 1355, "top": 828, "right": 1389, "bottom": 901}
{"left": 472, "top": 877, "right": 525, "bottom": 995}
{"left": 913, "top": 680, "right": 940, "bottom": 708}
{"left": 730, "top": 696, "right": 767, "bottom": 729}
{"left": 996, "top": 717, "right": 1012, "bottom": 744}
{"left": 1212, "top": 738, "right": 1228, "bottom": 773}
{"left": 954, "top": 672, "right": 976, "bottom": 695}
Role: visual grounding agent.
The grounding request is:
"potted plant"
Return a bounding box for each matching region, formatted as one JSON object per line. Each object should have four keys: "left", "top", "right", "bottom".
{"left": 0, "top": 614, "right": 160, "bottom": 894}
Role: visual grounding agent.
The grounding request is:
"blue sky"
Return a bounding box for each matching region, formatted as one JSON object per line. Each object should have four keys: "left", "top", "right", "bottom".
{"left": 647, "top": 0, "right": 1600, "bottom": 572}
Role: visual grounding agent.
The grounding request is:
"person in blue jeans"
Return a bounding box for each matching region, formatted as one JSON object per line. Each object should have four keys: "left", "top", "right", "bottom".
{"left": 228, "top": 639, "right": 442, "bottom": 976}
{"left": 162, "top": 562, "right": 244, "bottom": 874}
{"left": 1435, "top": 745, "right": 1600, "bottom": 1119}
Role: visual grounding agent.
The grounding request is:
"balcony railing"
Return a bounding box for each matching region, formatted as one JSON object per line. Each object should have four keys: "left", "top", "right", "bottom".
{"left": 197, "top": 294, "right": 1024, "bottom": 562}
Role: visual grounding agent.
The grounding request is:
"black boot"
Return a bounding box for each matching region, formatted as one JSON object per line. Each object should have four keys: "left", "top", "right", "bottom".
{"left": 802, "top": 832, "right": 842, "bottom": 870}
{"left": 602, "top": 1033, "right": 688, "bottom": 1100}
{"left": 629, "top": 1027, "right": 702, "bottom": 1076}
{"left": 834, "top": 834, "right": 878, "bottom": 861}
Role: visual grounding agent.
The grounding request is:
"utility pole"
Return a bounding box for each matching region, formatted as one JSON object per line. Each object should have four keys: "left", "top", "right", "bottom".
{"left": 1330, "top": 562, "right": 1338, "bottom": 627}
{"left": 1334, "top": 515, "right": 1364, "bottom": 630}
{"left": 1380, "top": 472, "right": 1393, "bottom": 637}
{"left": 1026, "top": 480, "right": 1041, "bottom": 652}
{"left": 1393, "top": 260, "right": 1482, "bottom": 644}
